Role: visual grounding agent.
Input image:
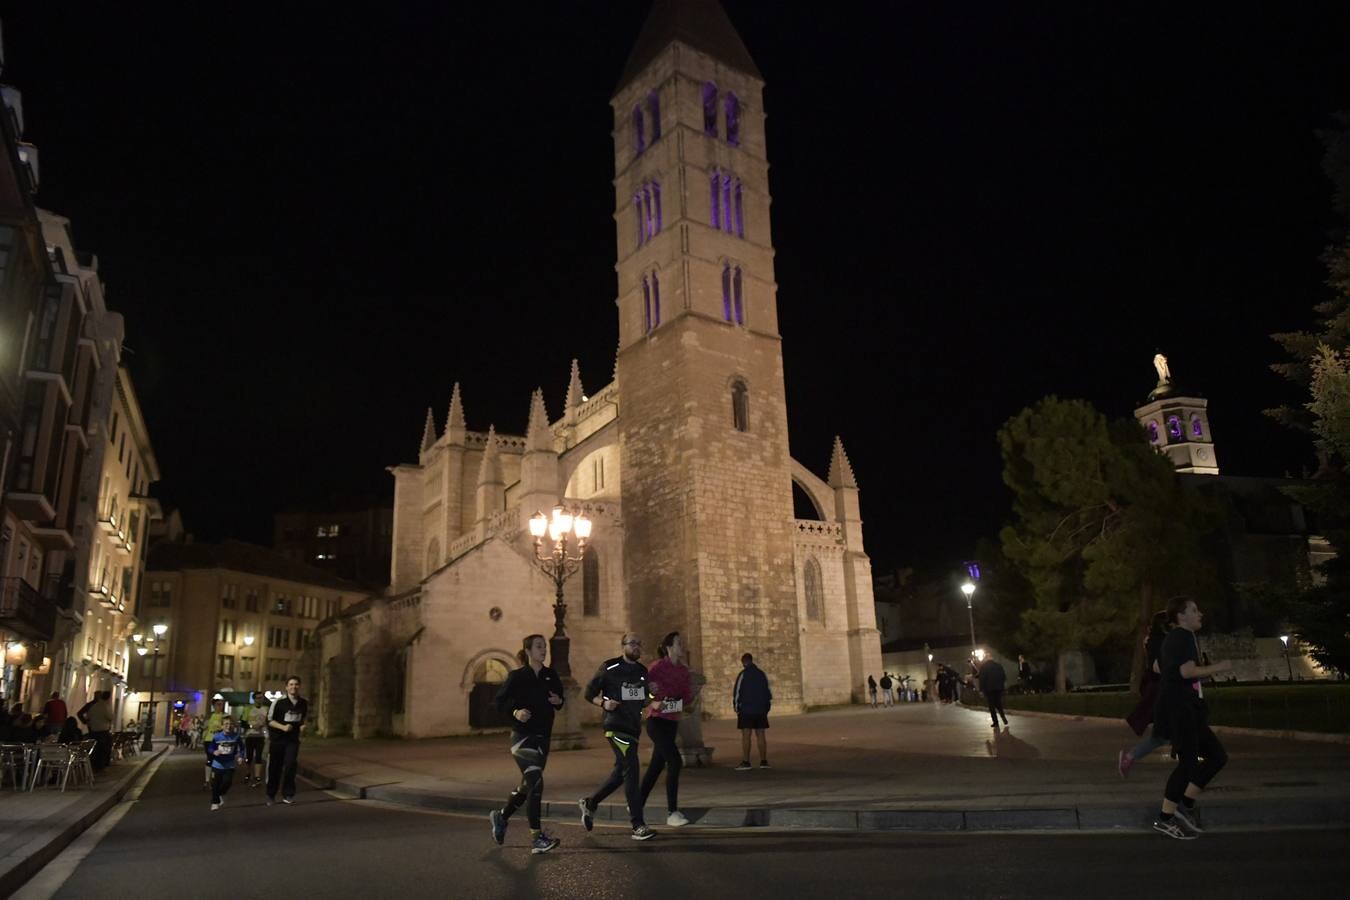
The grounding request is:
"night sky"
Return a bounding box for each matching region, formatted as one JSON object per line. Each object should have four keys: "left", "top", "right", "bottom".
{"left": 4, "top": 3, "right": 1350, "bottom": 575}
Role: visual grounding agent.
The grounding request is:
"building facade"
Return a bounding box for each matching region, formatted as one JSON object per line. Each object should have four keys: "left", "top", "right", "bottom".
{"left": 273, "top": 505, "right": 393, "bottom": 588}
{"left": 311, "top": 1, "right": 883, "bottom": 739}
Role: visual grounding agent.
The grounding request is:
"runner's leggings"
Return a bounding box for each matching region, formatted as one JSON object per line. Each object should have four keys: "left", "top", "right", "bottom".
{"left": 589, "top": 731, "right": 644, "bottom": 828}
{"left": 1164, "top": 722, "right": 1227, "bottom": 803}
{"left": 502, "top": 734, "right": 548, "bottom": 830}
{"left": 639, "top": 717, "right": 682, "bottom": 813}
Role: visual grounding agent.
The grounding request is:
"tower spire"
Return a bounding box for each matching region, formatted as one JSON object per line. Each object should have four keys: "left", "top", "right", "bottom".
{"left": 446, "top": 381, "right": 467, "bottom": 444}
{"left": 566, "top": 359, "right": 585, "bottom": 410}
{"left": 420, "top": 408, "right": 438, "bottom": 454}
{"left": 616, "top": 0, "right": 761, "bottom": 93}
{"left": 525, "top": 388, "right": 552, "bottom": 452}
{"left": 827, "top": 436, "right": 857, "bottom": 489}
{"left": 476, "top": 425, "right": 502, "bottom": 486}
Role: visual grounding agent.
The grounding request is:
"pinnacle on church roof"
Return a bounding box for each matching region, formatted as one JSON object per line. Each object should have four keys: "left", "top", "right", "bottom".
{"left": 827, "top": 435, "right": 858, "bottom": 489}
{"left": 525, "top": 388, "right": 552, "bottom": 452}
{"left": 477, "top": 425, "right": 503, "bottom": 486}
{"left": 447, "top": 381, "right": 467, "bottom": 439}
{"left": 420, "top": 407, "right": 438, "bottom": 453}
{"left": 566, "top": 359, "right": 585, "bottom": 409}
{"left": 615, "top": 0, "right": 762, "bottom": 95}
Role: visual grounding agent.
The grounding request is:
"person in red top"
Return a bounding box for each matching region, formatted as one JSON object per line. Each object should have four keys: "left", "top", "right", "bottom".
{"left": 638, "top": 631, "right": 695, "bottom": 827}
{"left": 43, "top": 692, "right": 68, "bottom": 738}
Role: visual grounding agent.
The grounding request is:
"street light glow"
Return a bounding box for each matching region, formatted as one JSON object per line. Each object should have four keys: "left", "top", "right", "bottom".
{"left": 136, "top": 646, "right": 148, "bottom": 656}
{"left": 528, "top": 511, "right": 548, "bottom": 538}
{"left": 961, "top": 582, "right": 976, "bottom": 599}
{"left": 243, "top": 634, "right": 255, "bottom": 646}
{"left": 1280, "top": 635, "right": 1290, "bottom": 646}
{"left": 153, "top": 623, "right": 168, "bottom": 636}
{"left": 132, "top": 633, "right": 143, "bottom": 643}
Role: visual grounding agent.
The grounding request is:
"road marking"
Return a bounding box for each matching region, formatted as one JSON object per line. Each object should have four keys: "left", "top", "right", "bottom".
{"left": 12, "top": 751, "right": 172, "bottom": 900}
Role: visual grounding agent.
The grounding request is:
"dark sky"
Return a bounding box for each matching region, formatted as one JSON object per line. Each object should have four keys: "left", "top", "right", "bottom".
{"left": 4, "top": 3, "right": 1350, "bottom": 574}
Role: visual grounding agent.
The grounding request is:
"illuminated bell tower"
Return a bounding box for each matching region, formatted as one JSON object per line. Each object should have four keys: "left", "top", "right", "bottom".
{"left": 1134, "top": 353, "right": 1219, "bottom": 475}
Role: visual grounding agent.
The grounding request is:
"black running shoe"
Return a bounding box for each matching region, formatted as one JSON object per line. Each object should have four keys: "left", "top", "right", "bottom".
{"left": 578, "top": 797, "right": 594, "bottom": 832}
{"left": 490, "top": 809, "right": 507, "bottom": 845}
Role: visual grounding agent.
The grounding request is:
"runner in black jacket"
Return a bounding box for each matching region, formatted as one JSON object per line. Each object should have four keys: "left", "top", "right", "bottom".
{"left": 489, "top": 634, "right": 564, "bottom": 854}
{"left": 579, "top": 632, "right": 655, "bottom": 840}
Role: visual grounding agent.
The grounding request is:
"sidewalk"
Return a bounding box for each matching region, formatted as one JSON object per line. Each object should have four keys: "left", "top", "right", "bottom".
{"left": 0, "top": 742, "right": 168, "bottom": 895}
{"left": 297, "top": 702, "right": 1350, "bottom": 832}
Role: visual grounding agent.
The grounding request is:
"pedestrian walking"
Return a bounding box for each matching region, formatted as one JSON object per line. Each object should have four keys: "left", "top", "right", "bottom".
{"left": 78, "top": 690, "right": 114, "bottom": 771}
{"left": 579, "top": 633, "right": 655, "bottom": 840}
{"left": 489, "top": 634, "right": 565, "bottom": 854}
{"left": 1151, "top": 596, "right": 1232, "bottom": 840}
{"left": 977, "top": 656, "right": 1009, "bottom": 728}
{"left": 245, "top": 694, "right": 269, "bottom": 787}
{"left": 206, "top": 716, "right": 242, "bottom": 811}
{"left": 1017, "top": 655, "right": 1032, "bottom": 693}
{"left": 879, "top": 672, "right": 894, "bottom": 706}
{"left": 201, "top": 696, "right": 226, "bottom": 790}
{"left": 867, "top": 675, "right": 878, "bottom": 708}
{"left": 1118, "top": 611, "right": 1170, "bottom": 778}
{"left": 733, "top": 652, "right": 772, "bottom": 770}
{"left": 639, "top": 631, "right": 694, "bottom": 828}
{"left": 266, "top": 676, "right": 309, "bottom": 806}
{"left": 43, "top": 691, "right": 68, "bottom": 738}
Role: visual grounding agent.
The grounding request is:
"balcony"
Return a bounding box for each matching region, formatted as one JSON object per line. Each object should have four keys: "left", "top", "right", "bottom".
{"left": 29, "top": 525, "right": 74, "bottom": 551}
{"left": 0, "top": 577, "right": 57, "bottom": 642}
{"left": 89, "top": 583, "right": 125, "bottom": 614}
{"left": 5, "top": 492, "right": 55, "bottom": 523}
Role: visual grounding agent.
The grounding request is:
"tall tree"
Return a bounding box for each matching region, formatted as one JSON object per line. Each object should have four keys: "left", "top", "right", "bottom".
{"left": 999, "top": 397, "right": 1220, "bottom": 693}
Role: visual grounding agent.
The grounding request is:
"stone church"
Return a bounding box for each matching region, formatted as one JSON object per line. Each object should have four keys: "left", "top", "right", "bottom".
{"left": 309, "top": 0, "right": 882, "bottom": 738}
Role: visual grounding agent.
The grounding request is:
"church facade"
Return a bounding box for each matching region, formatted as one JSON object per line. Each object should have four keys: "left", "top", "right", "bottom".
{"left": 308, "top": 0, "right": 882, "bottom": 738}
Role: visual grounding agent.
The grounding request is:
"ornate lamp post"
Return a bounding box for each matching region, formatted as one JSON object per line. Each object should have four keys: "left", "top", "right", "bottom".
{"left": 1280, "top": 634, "right": 1294, "bottom": 681}
{"left": 925, "top": 646, "right": 934, "bottom": 703}
{"left": 133, "top": 622, "right": 168, "bottom": 751}
{"left": 961, "top": 581, "right": 977, "bottom": 654}
{"left": 527, "top": 503, "right": 592, "bottom": 679}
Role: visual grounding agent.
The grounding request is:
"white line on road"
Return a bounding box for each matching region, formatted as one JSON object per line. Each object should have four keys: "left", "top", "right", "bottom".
{"left": 12, "top": 751, "right": 173, "bottom": 900}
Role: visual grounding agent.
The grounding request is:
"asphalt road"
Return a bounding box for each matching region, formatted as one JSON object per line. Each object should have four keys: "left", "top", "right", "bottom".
{"left": 28, "top": 749, "right": 1350, "bottom": 900}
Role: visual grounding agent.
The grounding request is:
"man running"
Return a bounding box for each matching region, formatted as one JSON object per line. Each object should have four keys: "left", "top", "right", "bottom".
{"left": 206, "top": 715, "right": 242, "bottom": 811}
{"left": 1151, "top": 596, "right": 1231, "bottom": 839}
{"left": 639, "top": 631, "right": 694, "bottom": 827}
{"left": 580, "top": 633, "right": 655, "bottom": 841}
{"left": 266, "top": 676, "right": 309, "bottom": 806}
{"left": 490, "top": 634, "right": 564, "bottom": 854}
{"left": 245, "top": 694, "right": 269, "bottom": 787}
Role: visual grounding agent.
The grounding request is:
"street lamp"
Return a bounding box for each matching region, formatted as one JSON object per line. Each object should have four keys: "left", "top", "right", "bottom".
{"left": 961, "top": 581, "right": 977, "bottom": 654}
{"left": 924, "top": 644, "right": 934, "bottom": 703}
{"left": 1280, "top": 634, "right": 1294, "bottom": 681}
{"left": 528, "top": 503, "right": 592, "bottom": 678}
{"left": 133, "top": 623, "right": 169, "bottom": 751}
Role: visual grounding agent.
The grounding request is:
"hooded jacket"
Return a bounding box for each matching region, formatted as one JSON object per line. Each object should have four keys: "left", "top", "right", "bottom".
{"left": 584, "top": 655, "right": 649, "bottom": 736}
{"left": 495, "top": 663, "right": 565, "bottom": 738}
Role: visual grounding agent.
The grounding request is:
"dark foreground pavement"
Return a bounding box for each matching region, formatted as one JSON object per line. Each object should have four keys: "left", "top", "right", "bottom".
{"left": 27, "top": 748, "right": 1350, "bottom": 900}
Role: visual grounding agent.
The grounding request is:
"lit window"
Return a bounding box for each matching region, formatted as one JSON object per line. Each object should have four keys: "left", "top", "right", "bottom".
{"left": 725, "top": 92, "right": 740, "bottom": 146}
{"left": 722, "top": 265, "right": 732, "bottom": 321}
{"left": 1191, "top": 417, "right": 1203, "bottom": 438}
{"left": 710, "top": 172, "right": 721, "bottom": 230}
{"left": 733, "top": 266, "right": 744, "bottom": 325}
{"left": 633, "top": 105, "right": 645, "bottom": 155}
{"left": 642, "top": 277, "right": 652, "bottom": 333}
{"left": 702, "top": 82, "right": 718, "bottom": 136}
{"left": 1167, "top": 415, "right": 1183, "bottom": 440}
{"left": 1148, "top": 421, "right": 1160, "bottom": 443}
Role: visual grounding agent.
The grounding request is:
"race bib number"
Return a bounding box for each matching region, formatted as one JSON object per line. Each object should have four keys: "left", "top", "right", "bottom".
{"left": 620, "top": 682, "right": 646, "bottom": 702}
{"left": 660, "top": 699, "right": 683, "bottom": 714}
{"left": 284, "top": 711, "right": 302, "bottom": 723}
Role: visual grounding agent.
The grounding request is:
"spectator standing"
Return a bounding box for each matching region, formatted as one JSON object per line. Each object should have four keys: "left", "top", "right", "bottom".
{"left": 866, "top": 675, "right": 878, "bottom": 708}
{"left": 43, "top": 691, "right": 68, "bottom": 737}
{"left": 977, "top": 657, "right": 1009, "bottom": 728}
{"left": 879, "top": 673, "right": 893, "bottom": 707}
{"left": 732, "top": 653, "right": 772, "bottom": 770}
{"left": 79, "top": 691, "right": 114, "bottom": 771}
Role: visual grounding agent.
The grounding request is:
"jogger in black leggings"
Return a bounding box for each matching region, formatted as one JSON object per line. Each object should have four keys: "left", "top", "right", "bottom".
{"left": 639, "top": 631, "right": 694, "bottom": 827}
{"left": 491, "top": 634, "right": 564, "bottom": 854}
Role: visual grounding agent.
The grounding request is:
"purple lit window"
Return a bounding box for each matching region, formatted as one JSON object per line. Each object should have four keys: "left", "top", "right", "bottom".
{"left": 722, "top": 265, "right": 732, "bottom": 321}
{"left": 722, "top": 175, "right": 733, "bottom": 233}
{"left": 725, "top": 92, "right": 740, "bottom": 146}
{"left": 733, "top": 266, "right": 744, "bottom": 324}
{"left": 635, "top": 193, "right": 644, "bottom": 247}
{"left": 642, "top": 277, "right": 652, "bottom": 333}
{"left": 734, "top": 181, "right": 744, "bottom": 238}
{"left": 702, "top": 82, "right": 718, "bottom": 136}
{"left": 648, "top": 91, "right": 661, "bottom": 142}
{"left": 643, "top": 185, "right": 653, "bottom": 240}
{"left": 633, "top": 106, "right": 645, "bottom": 156}
{"left": 710, "top": 172, "right": 721, "bottom": 229}
{"left": 1148, "top": 421, "right": 1159, "bottom": 443}
{"left": 1191, "top": 417, "right": 1203, "bottom": 438}
{"left": 653, "top": 182, "right": 662, "bottom": 234}
{"left": 651, "top": 271, "right": 661, "bottom": 327}
{"left": 1167, "top": 415, "right": 1182, "bottom": 440}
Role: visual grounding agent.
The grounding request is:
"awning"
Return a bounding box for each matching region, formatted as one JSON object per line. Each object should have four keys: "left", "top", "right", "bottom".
{"left": 216, "top": 691, "right": 255, "bottom": 706}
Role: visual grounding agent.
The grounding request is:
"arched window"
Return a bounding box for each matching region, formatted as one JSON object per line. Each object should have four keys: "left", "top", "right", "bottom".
{"left": 582, "top": 546, "right": 600, "bottom": 617}
{"left": 651, "top": 271, "right": 661, "bottom": 327}
{"left": 734, "top": 181, "right": 744, "bottom": 237}
{"left": 647, "top": 90, "right": 661, "bottom": 142}
{"left": 722, "top": 175, "right": 733, "bottom": 233}
{"left": 702, "top": 82, "right": 718, "bottom": 136}
{"left": 804, "top": 556, "right": 823, "bottom": 623}
{"left": 732, "top": 379, "right": 749, "bottom": 432}
{"left": 722, "top": 265, "right": 733, "bottom": 321}
{"left": 733, "top": 266, "right": 744, "bottom": 325}
{"left": 642, "top": 277, "right": 652, "bottom": 333}
{"left": 710, "top": 171, "right": 721, "bottom": 230}
{"left": 653, "top": 182, "right": 662, "bottom": 234}
{"left": 634, "top": 192, "right": 644, "bottom": 247}
{"left": 725, "top": 92, "right": 741, "bottom": 145}
{"left": 426, "top": 538, "right": 440, "bottom": 573}
{"left": 633, "top": 106, "right": 645, "bottom": 155}
{"left": 1191, "top": 416, "right": 1203, "bottom": 438}
{"left": 643, "top": 185, "right": 653, "bottom": 240}
{"left": 1147, "top": 421, "right": 1160, "bottom": 444}
{"left": 1166, "top": 415, "right": 1183, "bottom": 440}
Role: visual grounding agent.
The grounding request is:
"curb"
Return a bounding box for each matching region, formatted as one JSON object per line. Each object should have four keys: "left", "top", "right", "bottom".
{"left": 297, "top": 764, "right": 1350, "bottom": 833}
{"left": 0, "top": 746, "right": 168, "bottom": 897}
{"left": 973, "top": 705, "right": 1350, "bottom": 745}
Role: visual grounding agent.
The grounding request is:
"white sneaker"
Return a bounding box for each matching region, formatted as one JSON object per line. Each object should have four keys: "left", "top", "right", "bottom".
{"left": 210, "top": 802, "right": 221, "bottom": 811}
{"left": 666, "top": 810, "right": 689, "bottom": 827}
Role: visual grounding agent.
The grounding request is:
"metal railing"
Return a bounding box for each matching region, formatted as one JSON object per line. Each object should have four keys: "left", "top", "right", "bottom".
{"left": 0, "top": 577, "right": 57, "bottom": 640}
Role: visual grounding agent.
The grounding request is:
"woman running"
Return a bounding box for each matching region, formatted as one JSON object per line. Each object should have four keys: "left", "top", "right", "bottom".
{"left": 489, "top": 634, "right": 564, "bottom": 854}
{"left": 1151, "top": 596, "right": 1231, "bottom": 839}
{"left": 1118, "top": 610, "right": 1170, "bottom": 777}
{"left": 639, "top": 631, "right": 695, "bottom": 827}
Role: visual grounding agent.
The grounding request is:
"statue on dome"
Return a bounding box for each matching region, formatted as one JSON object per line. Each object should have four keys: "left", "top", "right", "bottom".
{"left": 1153, "top": 352, "right": 1171, "bottom": 384}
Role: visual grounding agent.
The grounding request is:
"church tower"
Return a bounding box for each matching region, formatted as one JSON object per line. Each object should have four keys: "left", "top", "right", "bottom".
{"left": 1134, "top": 353, "right": 1219, "bottom": 475}
{"left": 613, "top": 0, "right": 803, "bottom": 714}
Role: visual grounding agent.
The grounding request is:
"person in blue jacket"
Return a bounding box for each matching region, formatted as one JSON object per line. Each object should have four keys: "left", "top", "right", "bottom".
{"left": 206, "top": 716, "right": 242, "bottom": 811}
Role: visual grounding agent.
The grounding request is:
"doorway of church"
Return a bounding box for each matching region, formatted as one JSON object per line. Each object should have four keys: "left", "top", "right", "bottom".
{"left": 468, "top": 657, "right": 514, "bottom": 729}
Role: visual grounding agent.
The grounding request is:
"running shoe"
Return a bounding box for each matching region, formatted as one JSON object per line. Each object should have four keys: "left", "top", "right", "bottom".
{"left": 759, "top": 760, "right": 771, "bottom": 769}
{"left": 490, "top": 809, "right": 507, "bottom": 845}
{"left": 666, "top": 810, "right": 689, "bottom": 827}
{"left": 210, "top": 802, "right": 221, "bottom": 811}
{"left": 579, "top": 797, "right": 594, "bottom": 832}
{"left": 1117, "top": 750, "right": 1135, "bottom": 779}
{"left": 734, "top": 760, "right": 753, "bottom": 771}
{"left": 1172, "top": 806, "right": 1204, "bottom": 834}
{"left": 265, "top": 798, "right": 274, "bottom": 807}
{"left": 1152, "top": 819, "right": 1197, "bottom": 840}
{"left": 530, "top": 833, "right": 561, "bottom": 854}
{"left": 631, "top": 825, "right": 656, "bottom": 841}
{"left": 281, "top": 797, "right": 295, "bottom": 805}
